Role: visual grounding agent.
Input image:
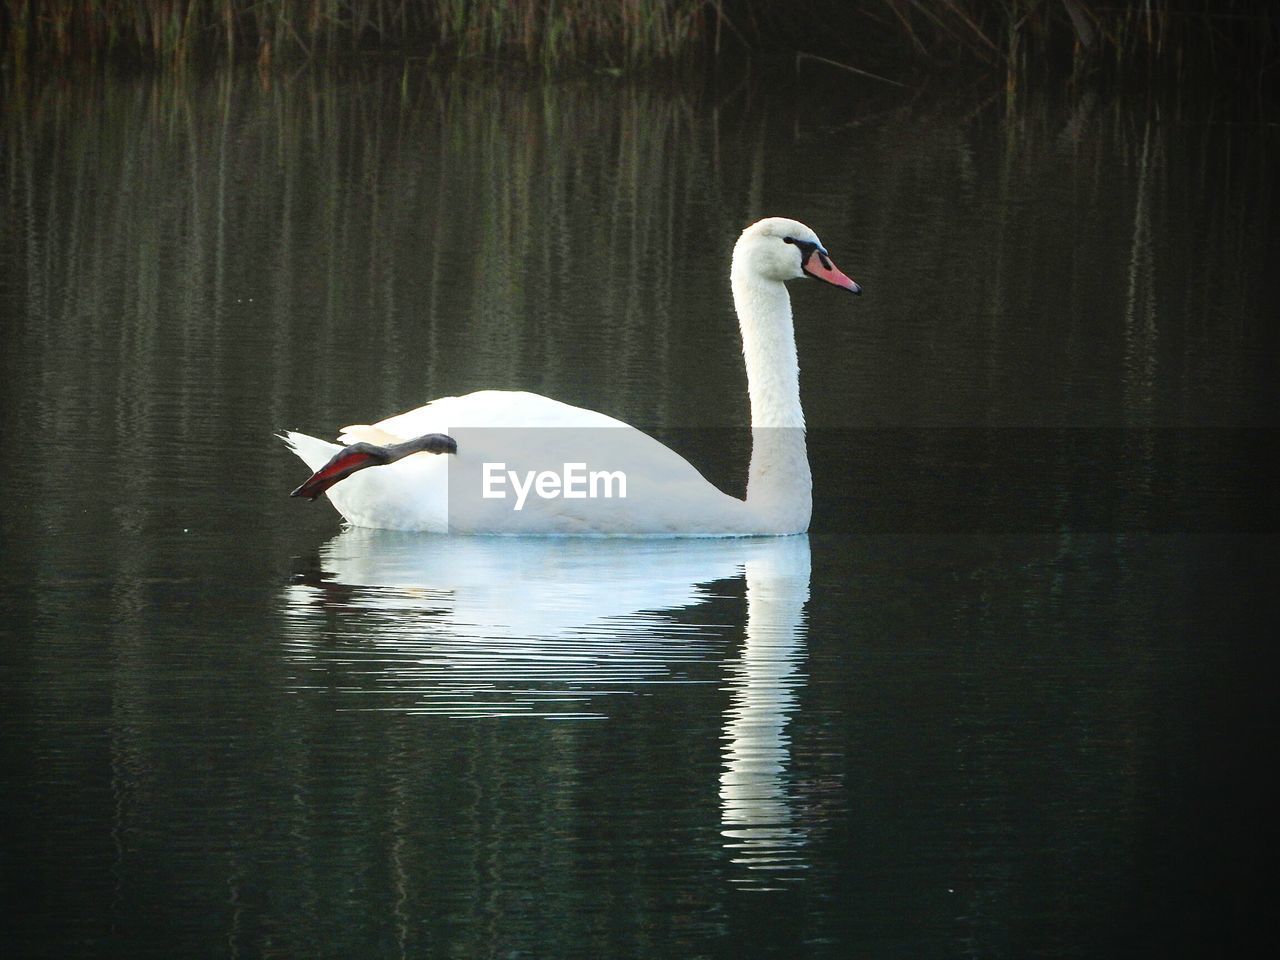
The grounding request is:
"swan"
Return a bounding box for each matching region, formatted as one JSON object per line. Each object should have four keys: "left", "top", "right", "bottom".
{"left": 282, "top": 217, "right": 860, "bottom": 535}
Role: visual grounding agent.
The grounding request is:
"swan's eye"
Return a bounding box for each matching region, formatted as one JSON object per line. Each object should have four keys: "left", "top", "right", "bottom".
{"left": 782, "top": 236, "right": 818, "bottom": 263}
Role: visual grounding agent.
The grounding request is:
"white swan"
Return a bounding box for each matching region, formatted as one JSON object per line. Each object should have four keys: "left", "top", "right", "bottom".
{"left": 282, "top": 217, "right": 860, "bottom": 535}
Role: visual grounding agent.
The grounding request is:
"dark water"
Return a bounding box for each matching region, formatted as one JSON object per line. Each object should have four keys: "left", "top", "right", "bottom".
{"left": 2, "top": 68, "right": 1276, "bottom": 957}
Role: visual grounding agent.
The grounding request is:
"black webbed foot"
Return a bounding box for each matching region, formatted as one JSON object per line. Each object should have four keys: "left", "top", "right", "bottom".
{"left": 290, "top": 433, "right": 457, "bottom": 500}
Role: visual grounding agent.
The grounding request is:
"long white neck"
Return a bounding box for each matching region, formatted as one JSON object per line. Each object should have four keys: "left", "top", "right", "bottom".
{"left": 731, "top": 266, "right": 812, "bottom": 534}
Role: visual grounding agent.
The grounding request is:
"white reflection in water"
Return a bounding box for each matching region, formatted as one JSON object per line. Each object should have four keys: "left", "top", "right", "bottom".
{"left": 720, "top": 540, "right": 811, "bottom": 887}
{"left": 280, "top": 529, "right": 811, "bottom": 882}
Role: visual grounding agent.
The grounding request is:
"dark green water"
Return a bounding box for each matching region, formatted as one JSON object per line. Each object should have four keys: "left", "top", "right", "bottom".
{"left": 2, "top": 68, "right": 1276, "bottom": 957}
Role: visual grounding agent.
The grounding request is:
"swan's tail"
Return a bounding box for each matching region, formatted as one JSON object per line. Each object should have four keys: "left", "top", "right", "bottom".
{"left": 279, "top": 431, "right": 342, "bottom": 473}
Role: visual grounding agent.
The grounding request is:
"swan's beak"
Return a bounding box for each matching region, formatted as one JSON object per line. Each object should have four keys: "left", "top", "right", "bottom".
{"left": 804, "top": 250, "right": 862, "bottom": 294}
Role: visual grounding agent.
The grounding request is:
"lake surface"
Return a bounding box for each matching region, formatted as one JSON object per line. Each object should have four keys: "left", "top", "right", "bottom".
{"left": 2, "top": 66, "right": 1276, "bottom": 957}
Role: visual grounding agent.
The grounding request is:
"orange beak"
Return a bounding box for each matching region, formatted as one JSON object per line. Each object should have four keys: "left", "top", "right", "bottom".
{"left": 803, "top": 250, "right": 862, "bottom": 294}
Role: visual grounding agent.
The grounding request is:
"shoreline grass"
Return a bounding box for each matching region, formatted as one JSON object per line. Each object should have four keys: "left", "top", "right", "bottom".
{"left": 1, "top": 1, "right": 1276, "bottom": 91}
{"left": 0, "top": 1, "right": 712, "bottom": 72}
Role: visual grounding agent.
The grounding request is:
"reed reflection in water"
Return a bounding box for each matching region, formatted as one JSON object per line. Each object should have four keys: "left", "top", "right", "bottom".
{"left": 3, "top": 67, "right": 1272, "bottom": 557}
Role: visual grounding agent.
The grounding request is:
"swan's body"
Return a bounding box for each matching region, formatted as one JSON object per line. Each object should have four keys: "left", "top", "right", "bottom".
{"left": 283, "top": 217, "right": 860, "bottom": 536}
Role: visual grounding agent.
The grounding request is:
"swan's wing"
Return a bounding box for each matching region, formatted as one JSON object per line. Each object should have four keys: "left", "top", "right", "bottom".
{"left": 290, "top": 390, "right": 753, "bottom": 534}
{"left": 366, "top": 390, "right": 632, "bottom": 437}
{"left": 337, "top": 424, "right": 406, "bottom": 446}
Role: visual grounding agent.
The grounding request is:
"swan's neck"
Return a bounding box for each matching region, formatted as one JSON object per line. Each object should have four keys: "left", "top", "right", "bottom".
{"left": 732, "top": 270, "right": 812, "bottom": 533}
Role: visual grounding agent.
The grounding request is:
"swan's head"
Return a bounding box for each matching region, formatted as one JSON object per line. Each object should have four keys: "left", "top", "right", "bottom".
{"left": 733, "top": 217, "right": 862, "bottom": 294}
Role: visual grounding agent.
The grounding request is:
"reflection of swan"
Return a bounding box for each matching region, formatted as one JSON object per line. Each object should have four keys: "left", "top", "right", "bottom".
{"left": 281, "top": 530, "right": 807, "bottom": 696}
{"left": 284, "top": 529, "right": 774, "bottom": 650}
{"left": 720, "top": 536, "right": 811, "bottom": 887}
{"left": 281, "top": 530, "right": 811, "bottom": 880}
{"left": 282, "top": 218, "right": 859, "bottom": 535}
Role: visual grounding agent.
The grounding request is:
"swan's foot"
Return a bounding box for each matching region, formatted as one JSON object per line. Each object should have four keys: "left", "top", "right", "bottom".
{"left": 290, "top": 433, "right": 457, "bottom": 501}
